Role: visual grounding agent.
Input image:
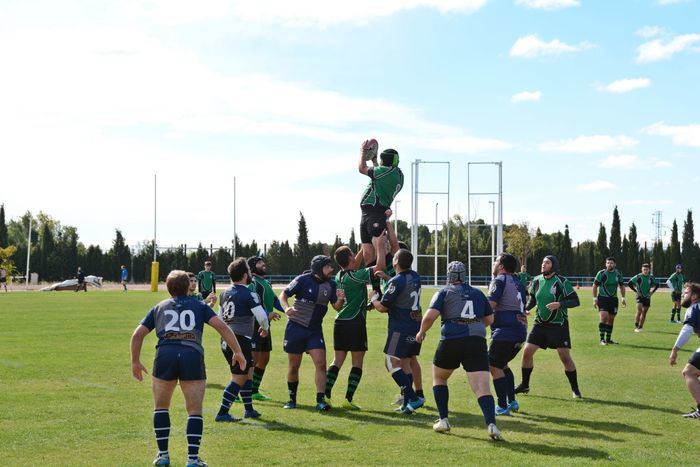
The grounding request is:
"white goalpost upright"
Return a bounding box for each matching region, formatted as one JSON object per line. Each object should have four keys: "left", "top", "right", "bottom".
{"left": 466, "top": 161, "right": 503, "bottom": 285}
{"left": 410, "top": 160, "right": 451, "bottom": 285}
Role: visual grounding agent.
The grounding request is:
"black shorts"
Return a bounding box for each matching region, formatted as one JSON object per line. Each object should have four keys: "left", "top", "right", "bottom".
{"left": 636, "top": 297, "right": 651, "bottom": 308}
{"left": 434, "top": 336, "right": 489, "bottom": 372}
{"left": 0, "top": 277, "right": 6, "bottom": 284}
{"left": 222, "top": 335, "right": 253, "bottom": 375}
{"left": 597, "top": 296, "right": 619, "bottom": 315}
{"left": 334, "top": 319, "right": 368, "bottom": 352}
{"left": 488, "top": 340, "right": 524, "bottom": 369}
{"left": 201, "top": 290, "right": 213, "bottom": 299}
{"left": 384, "top": 331, "right": 421, "bottom": 358}
{"left": 153, "top": 345, "right": 206, "bottom": 381}
{"left": 527, "top": 322, "right": 571, "bottom": 350}
{"left": 672, "top": 292, "right": 682, "bottom": 302}
{"left": 689, "top": 351, "right": 700, "bottom": 370}
{"left": 359, "top": 207, "right": 387, "bottom": 244}
{"left": 252, "top": 322, "right": 272, "bottom": 352}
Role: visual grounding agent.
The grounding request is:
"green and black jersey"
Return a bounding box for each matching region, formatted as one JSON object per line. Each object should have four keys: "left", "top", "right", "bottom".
{"left": 360, "top": 166, "right": 403, "bottom": 209}
{"left": 335, "top": 267, "right": 372, "bottom": 322}
{"left": 668, "top": 272, "right": 684, "bottom": 293}
{"left": 190, "top": 292, "right": 203, "bottom": 301}
{"left": 197, "top": 270, "right": 216, "bottom": 293}
{"left": 594, "top": 269, "right": 624, "bottom": 298}
{"left": 518, "top": 272, "right": 531, "bottom": 289}
{"left": 628, "top": 273, "right": 658, "bottom": 298}
{"left": 249, "top": 275, "right": 277, "bottom": 313}
{"left": 527, "top": 274, "right": 580, "bottom": 325}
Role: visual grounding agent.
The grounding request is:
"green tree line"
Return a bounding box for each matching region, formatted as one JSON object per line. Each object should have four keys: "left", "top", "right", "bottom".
{"left": 0, "top": 203, "right": 697, "bottom": 282}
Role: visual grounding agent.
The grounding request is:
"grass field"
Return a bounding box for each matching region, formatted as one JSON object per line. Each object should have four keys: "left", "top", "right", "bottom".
{"left": 1, "top": 287, "right": 698, "bottom": 466}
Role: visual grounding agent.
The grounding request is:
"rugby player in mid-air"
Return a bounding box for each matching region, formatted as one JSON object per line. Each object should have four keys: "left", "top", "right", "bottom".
{"left": 325, "top": 238, "right": 387, "bottom": 409}
{"left": 628, "top": 263, "right": 658, "bottom": 333}
{"left": 592, "top": 257, "right": 626, "bottom": 345}
{"left": 215, "top": 258, "right": 270, "bottom": 422}
{"left": 357, "top": 139, "right": 403, "bottom": 287}
{"left": 667, "top": 264, "right": 684, "bottom": 323}
{"left": 280, "top": 256, "right": 345, "bottom": 411}
{"left": 668, "top": 282, "right": 700, "bottom": 419}
{"left": 487, "top": 253, "right": 528, "bottom": 416}
{"left": 371, "top": 249, "right": 425, "bottom": 414}
{"left": 515, "top": 255, "right": 582, "bottom": 398}
{"left": 247, "top": 256, "right": 284, "bottom": 400}
{"left": 130, "top": 270, "right": 246, "bottom": 467}
{"left": 416, "top": 261, "right": 503, "bottom": 440}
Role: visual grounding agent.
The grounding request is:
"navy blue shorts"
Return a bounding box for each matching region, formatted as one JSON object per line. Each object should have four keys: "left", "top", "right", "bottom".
{"left": 384, "top": 331, "right": 421, "bottom": 358}
{"left": 222, "top": 335, "right": 253, "bottom": 375}
{"left": 283, "top": 321, "right": 326, "bottom": 354}
{"left": 689, "top": 351, "right": 700, "bottom": 370}
{"left": 153, "top": 345, "right": 206, "bottom": 381}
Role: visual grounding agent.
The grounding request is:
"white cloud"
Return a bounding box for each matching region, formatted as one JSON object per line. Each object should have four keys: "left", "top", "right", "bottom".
{"left": 642, "top": 122, "right": 700, "bottom": 148}
{"left": 540, "top": 135, "right": 638, "bottom": 153}
{"left": 595, "top": 154, "right": 673, "bottom": 169}
{"left": 619, "top": 199, "right": 673, "bottom": 206}
{"left": 126, "top": 0, "right": 487, "bottom": 26}
{"left": 511, "top": 90, "right": 542, "bottom": 103}
{"left": 636, "top": 26, "right": 665, "bottom": 38}
{"left": 515, "top": 0, "right": 580, "bottom": 10}
{"left": 597, "top": 78, "right": 651, "bottom": 93}
{"left": 577, "top": 180, "right": 617, "bottom": 191}
{"left": 656, "top": 0, "right": 692, "bottom": 5}
{"left": 636, "top": 33, "right": 700, "bottom": 63}
{"left": 510, "top": 34, "right": 593, "bottom": 58}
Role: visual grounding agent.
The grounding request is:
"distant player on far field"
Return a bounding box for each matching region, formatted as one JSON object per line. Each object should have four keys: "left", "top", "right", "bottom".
{"left": 592, "top": 257, "right": 626, "bottom": 345}
{"left": 667, "top": 264, "right": 684, "bottom": 323}
{"left": 0, "top": 266, "right": 7, "bottom": 292}
{"left": 121, "top": 265, "right": 129, "bottom": 292}
{"left": 515, "top": 255, "right": 582, "bottom": 398}
{"left": 130, "top": 270, "right": 246, "bottom": 467}
{"left": 628, "top": 263, "right": 658, "bottom": 332}
{"left": 517, "top": 265, "right": 531, "bottom": 297}
{"left": 197, "top": 261, "right": 216, "bottom": 300}
{"left": 416, "top": 261, "right": 503, "bottom": 440}
{"left": 668, "top": 282, "right": 700, "bottom": 419}
{"left": 75, "top": 267, "right": 86, "bottom": 292}
{"left": 187, "top": 272, "right": 217, "bottom": 307}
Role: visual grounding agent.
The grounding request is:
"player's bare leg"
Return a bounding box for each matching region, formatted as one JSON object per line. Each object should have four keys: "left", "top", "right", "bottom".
{"left": 682, "top": 364, "right": 700, "bottom": 412}
{"left": 634, "top": 303, "right": 645, "bottom": 331}
{"left": 151, "top": 378, "right": 178, "bottom": 465}
{"left": 180, "top": 380, "right": 206, "bottom": 465}
{"left": 466, "top": 370, "right": 502, "bottom": 440}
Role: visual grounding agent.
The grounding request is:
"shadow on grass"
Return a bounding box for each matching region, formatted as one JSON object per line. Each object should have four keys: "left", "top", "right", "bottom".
{"left": 206, "top": 383, "right": 226, "bottom": 390}
{"left": 517, "top": 410, "right": 659, "bottom": 436}
{"left": 327, "top": 407, "right": 437, "bottom": 428}
{"left": 257, "top": 419, "right": 353, "bottom": 441}
{"left": 622, "top": 343, "right": 675, "bottom": 352}
{"left": 531, "top": 394, "right": 678, "bottom": 416}
{"left": 448, "top": 433, "right": 610, "bottom": 460}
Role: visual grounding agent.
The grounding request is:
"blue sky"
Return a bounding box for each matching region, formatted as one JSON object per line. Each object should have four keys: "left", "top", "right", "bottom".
{"left": 1, "top": 0, "right": 698, "bottom": 251}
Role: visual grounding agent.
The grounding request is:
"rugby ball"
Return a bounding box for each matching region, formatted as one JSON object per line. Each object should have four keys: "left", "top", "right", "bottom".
{"left": 362, "top": 139, "right": 378, "bottom": 161}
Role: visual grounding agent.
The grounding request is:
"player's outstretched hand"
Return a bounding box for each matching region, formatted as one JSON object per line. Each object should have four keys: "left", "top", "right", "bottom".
{"left": 336, "top": 289, "right": 346, "bottom": 301}
{"left": 233, "top": 352, "right": 247, "bottom": 371}
{"left": 621, "top": 297, "right": 626, "bottom": 307}
{"left": 385, "top": 208, "right": 393, "bottom": 219}
{"left": 269, "top": 312, "right": 281, "bottom": 321}
{"left": 375, "top": 270, "right": 389, "bottom": 281}
{"left": 205, "top": 294, "right": 217, "bottom": 307}
{"left": 132, "top": 361, "right": 148, "bottom": 381}
{"left": 259, "top": 328, "right": 269, "bottom": 338}
{"left": 669, "top": 350, "right": 678, "bottom": 366}
{"left": 593, "top": 298, "right": 598, "bottom": 309}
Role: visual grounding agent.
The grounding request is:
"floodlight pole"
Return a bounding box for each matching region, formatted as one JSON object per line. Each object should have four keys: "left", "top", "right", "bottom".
{"left": 497, "top": 162, "right": 503, "bottom": 255}
{"left": 410, "top": 161, "right": 420, "bottom": 271}
{"left": 489, "top": 200, "right": 495, "bottom": 266}
{"left": 233, "top": 176, "right": 237, "bottom": 259}
{"left": 25, "top": 215, "right": 32, "bottom": 287}
{"left": 434, "top": 202, "right": 439, "bottom": 287}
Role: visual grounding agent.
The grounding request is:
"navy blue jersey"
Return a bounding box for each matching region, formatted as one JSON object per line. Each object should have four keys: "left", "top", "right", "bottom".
{"left": 429, "top": 283, "right": 493, "bottom": 340}
{"left": 284, "top": 272, "right": 338, "bottom": 329}
{"left": 488, "top": 274, "right": 527, "bottom": 342}
{"left": 683, "top": 303, "right": 700, "bottom": 338}
{"left": 381, "top": 270, "right": 422, "bottom": 334}
{"left": 218, "top": 284, "right": 263, "bottom": 339}
{"left": 140, "top": 296, "right": 216, "bottom": 355}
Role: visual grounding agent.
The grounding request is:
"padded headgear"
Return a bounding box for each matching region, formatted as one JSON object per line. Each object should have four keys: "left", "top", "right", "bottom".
{"left": 247, "top": 256, "right": 264, "bottom": 276}
{"left": 311, "top": 255, "right": 332, "bottom": 277}
{"left": 447, "top": 261, "right": 466, "bottom": 284}
{"left": 380, "top": 149, "right": 399, "bottom": 167}
{"left": 544, "top": 255, "right": 559, "bottom": 273}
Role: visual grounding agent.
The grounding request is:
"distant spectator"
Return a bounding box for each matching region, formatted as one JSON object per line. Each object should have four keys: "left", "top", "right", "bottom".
{"left": 75, "top": 267, "right": 87, "bottom": 292}
{"left": 121, "top": 265, "right": 129, "bottom": 292}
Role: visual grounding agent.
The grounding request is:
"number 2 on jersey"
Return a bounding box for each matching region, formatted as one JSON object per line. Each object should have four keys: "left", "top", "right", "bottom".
{"left": 164, "top": 309, "right": 195, "bottom": 332}
{"left": 409, "top": 290, "right": 421, "bottom": 311}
